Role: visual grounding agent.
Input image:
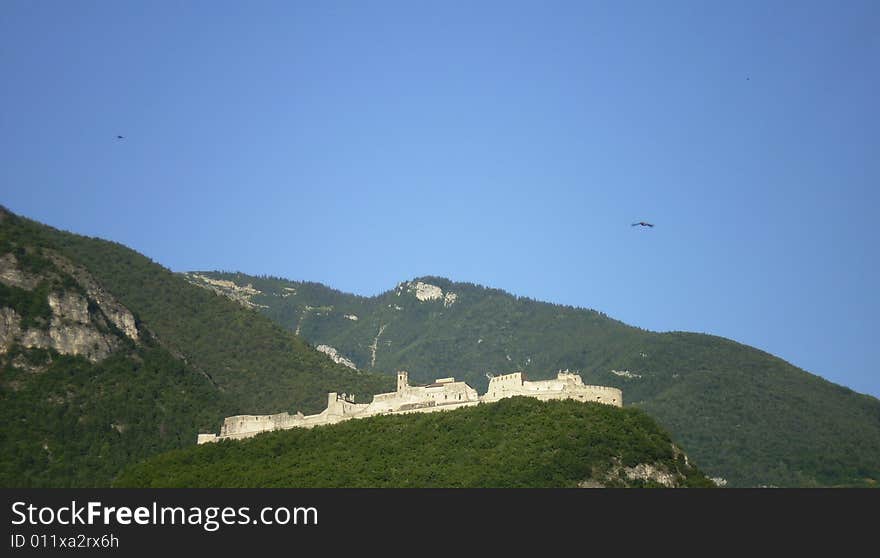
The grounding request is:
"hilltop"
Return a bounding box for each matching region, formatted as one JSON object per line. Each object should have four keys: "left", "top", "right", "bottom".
{"left": 115, "top": 397, "right": 715, "bottom": 488}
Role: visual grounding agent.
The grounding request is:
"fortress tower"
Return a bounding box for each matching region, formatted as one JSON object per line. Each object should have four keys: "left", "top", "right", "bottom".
{"left": 397, "top": 370, "right": 409, "bottom": 392}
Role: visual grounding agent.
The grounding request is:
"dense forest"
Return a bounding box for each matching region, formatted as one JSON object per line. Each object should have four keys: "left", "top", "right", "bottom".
{"left": 187, "top": 271, "right": 880, "bottom": 487}
{"left": 1, "top": 345, "right": 223, "bottom": 487}
{"left": 115, "top": 397, "right": 714, "bottom": 488}
{"left": 0, "top": 207, "right": 392, "bottom": 487}
{"left": 5, "top": 204, "right": 878, "bottom": 489}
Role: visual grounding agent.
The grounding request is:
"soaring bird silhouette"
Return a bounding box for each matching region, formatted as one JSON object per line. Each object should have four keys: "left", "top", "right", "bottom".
{"left": 631, "top": 221, "right": 654, "bottom": 228}
{"left": 116, "top": 135, "right": 125, "bottom": 140}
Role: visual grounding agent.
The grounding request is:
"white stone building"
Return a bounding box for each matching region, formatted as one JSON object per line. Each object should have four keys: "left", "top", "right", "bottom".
{"left": 483, "top": 371, "right": 622, "bottom": 406}
{"left": 197, "top": 370, "right": 621, "bottom": 444}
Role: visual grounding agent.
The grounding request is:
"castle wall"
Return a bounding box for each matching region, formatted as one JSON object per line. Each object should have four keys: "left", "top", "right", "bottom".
{"left": 198, "top": 370, "right": 622, "bottom": 444}
{"left": 386, "top": 400, "right": 477, "bottom": 416}
{"left": 220, "top": 413, "right": 293, "bottom": 436}
{"left": 484, "top": 371, "right": 622, "bottom": 407}
{"left": 485, "top": 372, "right": 525, "bottom": 400}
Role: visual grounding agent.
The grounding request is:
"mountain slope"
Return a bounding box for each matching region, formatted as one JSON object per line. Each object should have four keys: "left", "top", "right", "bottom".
{"left": 0, "top": 208, "right": 392, "bottom": 486}
{"left": 115, "top": 397, "right": 714, "bottom": 488}
{"left": 186, "top": 271, "right": 880, "bottom": 487}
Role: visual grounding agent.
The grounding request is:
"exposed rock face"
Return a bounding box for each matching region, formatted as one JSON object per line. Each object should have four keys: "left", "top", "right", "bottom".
{"left": 369, "top": 324, "right": 387, "bottom": 369}
{"left": 0, "top": 307, "right": 22, "bottom": 352}
{"left": 443, "top": 292, "right": 457, "bottom": 307}
{"left": 315, "top": 344, "right": 358, "bottom": 371}
{"left": 410, "top": 281, "right": 443, "bottom": 302}
{"left": 3, "top": 292, "right": 117, "bottom": 362}
{"left": 581, "top": 450, "right": 695, "bottom": 488}
{"left": 622, "top": 463, "right": 678, "bottom": 488}
{"left": 0, "top": 249, "right": 140, "bottom": 362}
{"left": 611, "top": 369, "right": 642, "bottom": 379}
{"left": 578, "top": 462, "right": 684, "bottom": 488}
{"left": 0, "top": 254, "right": 40, "bottom": 289}
{"left": 48, "top": 292, "right": 89, "bottom": 324}
{"left": 398, "top": 281, "right": 458, "bottom": 307}
{"left": 182, "top": 273, "right": 268, "bottom": 309}
{"left": 46, "top": 253, "right": 139, "bottom": 342}
{"left": 672, "top": 444, "right": 690, "bottom": 467}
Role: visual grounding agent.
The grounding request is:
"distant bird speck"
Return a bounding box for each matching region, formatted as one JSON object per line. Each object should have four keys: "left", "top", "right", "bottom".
{"left": 116, "top": 135, "right": 125, "bottom": 140}
{"left": 631, "top": 222, "right": 654, "bottom": 228}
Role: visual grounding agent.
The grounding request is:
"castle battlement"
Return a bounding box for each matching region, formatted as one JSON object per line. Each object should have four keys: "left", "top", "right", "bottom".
{"left": 198, "top": 370, "right": 622, "bottom": 444}
{"left": 485, "top": 370, "right": 622, "bottom": 406}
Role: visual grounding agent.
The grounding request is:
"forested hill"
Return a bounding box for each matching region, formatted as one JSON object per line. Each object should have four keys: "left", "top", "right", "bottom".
{"left": 185, "top": 271, "right": 880, "bottom": 488}
{"left": 115, "top": 397, "right": 715, "bottom": 488}
{"left": 0, "top": 207, "right": 392, "bottom": 487}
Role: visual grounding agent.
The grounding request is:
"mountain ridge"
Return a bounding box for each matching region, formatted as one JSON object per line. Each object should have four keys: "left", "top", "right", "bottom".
{"left": 184, "top": 270, "right": 880, "bottom": 487}
{"left": 0, "top": 208, "right": 393, "bottom": 486}
{"left": 4, "top": 204, "right": 877, "bottom": 488}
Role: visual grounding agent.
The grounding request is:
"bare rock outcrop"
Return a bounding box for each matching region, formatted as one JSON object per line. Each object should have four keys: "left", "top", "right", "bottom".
{"left": 0, "top": 249, "right": 140, "bottom": 363}
{"left": 0, "top": 253, "right": 41, "bottom": 290}
{"left": 2, "top": 293, "right": 117, "bottom": 362}
{"left": 45, "top": 252, "right": 139, "bottom": 341}
{"left": 316, "top": 344, "right": 358, "bottom": 370}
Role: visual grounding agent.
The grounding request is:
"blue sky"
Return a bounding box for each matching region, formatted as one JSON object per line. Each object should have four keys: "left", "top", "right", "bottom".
{"left": 2, "top": 1, "right": 878, "bottom": 397}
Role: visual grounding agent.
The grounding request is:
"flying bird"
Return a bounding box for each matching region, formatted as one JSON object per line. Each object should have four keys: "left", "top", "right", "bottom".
{"left": 116, "top": 135, "right": 125, "bottom": 140}
{"left": 631, "top": 221, "right": 654, "bottom": 228}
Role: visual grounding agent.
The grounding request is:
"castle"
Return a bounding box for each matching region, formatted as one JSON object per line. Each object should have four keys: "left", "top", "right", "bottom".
{"left": 197, "top": 371, "right": 623, "bottom": 444}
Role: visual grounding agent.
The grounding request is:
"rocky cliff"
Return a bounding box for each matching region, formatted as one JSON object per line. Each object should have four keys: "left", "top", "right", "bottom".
{"left": 1, "top": 206, "right": 393, "bottom": 487}
{"left": 0, "top": 250, "right": 139, "bottom": 363}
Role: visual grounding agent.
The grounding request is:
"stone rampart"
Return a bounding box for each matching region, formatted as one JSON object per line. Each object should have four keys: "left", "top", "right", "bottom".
{"left": 198, "top": 370, "right": 621, "bottom": 444}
